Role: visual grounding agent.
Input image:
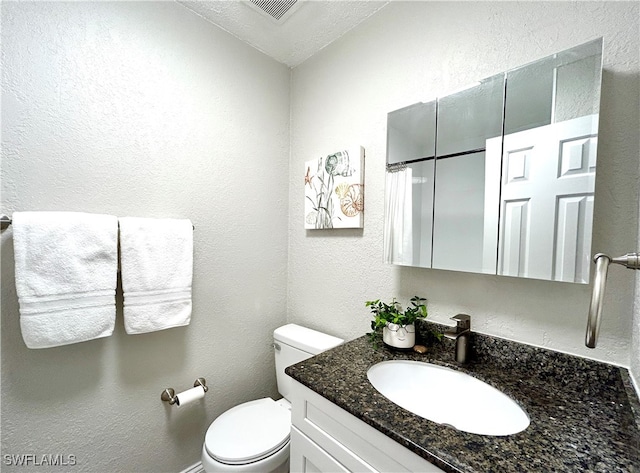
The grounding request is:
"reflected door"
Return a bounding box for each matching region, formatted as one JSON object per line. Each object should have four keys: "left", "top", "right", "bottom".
{"left": 497, "top": 114, "right": 597, "bottom": 282}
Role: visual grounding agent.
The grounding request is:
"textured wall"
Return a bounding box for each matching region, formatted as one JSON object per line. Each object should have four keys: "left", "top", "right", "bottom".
{"left": 1, "top": 2, "right": 289, "bottom": 472}
{"left": 2, "top": 2, "right": 639, "bottom": 471}
{"left": 289, "top": 1, "right": 640, "bottom": 366}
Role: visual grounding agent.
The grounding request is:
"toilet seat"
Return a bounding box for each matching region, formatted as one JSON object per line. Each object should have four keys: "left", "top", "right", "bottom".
{"left": 204, "top": 398, "right": 291, "bottom": 465}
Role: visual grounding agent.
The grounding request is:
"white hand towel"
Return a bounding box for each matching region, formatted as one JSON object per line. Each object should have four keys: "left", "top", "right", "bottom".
{"left": 12, "top": 211, "right": 118, "bottom": 349}
{"left": 119, "top": 217, "right": 193, "bottom": 334}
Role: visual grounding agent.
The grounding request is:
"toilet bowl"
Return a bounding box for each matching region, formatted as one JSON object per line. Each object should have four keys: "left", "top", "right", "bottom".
{"left": 201, "top": 324, "right": 343, "bottom": 473}
{"left": 201, "top": 398, "right": 291, "bottom": 473}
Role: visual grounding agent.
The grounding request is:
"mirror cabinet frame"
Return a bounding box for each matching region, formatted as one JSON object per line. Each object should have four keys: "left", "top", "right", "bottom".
{"left": 384, "top": 38, "right": 603, "bottom": 284}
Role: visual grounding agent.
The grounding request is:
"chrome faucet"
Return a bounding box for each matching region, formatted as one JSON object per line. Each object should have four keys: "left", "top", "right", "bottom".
{"left": 444, "top": 314, "right": 471, "bottom": 363}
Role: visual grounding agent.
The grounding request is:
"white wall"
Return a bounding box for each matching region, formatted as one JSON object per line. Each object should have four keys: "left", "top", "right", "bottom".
{"left": 1, "top": 2, "right": 289, "bottom": 472}
{"left": 288, "top": 1, "right": 640, "bottom": 366}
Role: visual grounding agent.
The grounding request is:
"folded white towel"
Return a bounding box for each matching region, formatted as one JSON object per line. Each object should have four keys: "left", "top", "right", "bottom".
{"left": 12, "top": 211, "right": 118, "bottom": 349}
{"left": 119, "top": 217, "right": 193, "bottom": 334}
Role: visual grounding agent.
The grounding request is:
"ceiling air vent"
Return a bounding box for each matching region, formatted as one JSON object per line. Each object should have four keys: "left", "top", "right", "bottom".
{"left": 246, "top": 0, "right": 301, "bottom": 23}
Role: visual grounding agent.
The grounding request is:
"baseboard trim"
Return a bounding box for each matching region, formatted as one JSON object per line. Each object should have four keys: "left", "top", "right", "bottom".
{"left": 180, "top": 461, "right": 204, "bottom": 473}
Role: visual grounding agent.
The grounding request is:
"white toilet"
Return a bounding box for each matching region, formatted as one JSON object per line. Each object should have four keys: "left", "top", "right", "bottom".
{"left": 201, "top": 324, "right": 344, "bottom": 473}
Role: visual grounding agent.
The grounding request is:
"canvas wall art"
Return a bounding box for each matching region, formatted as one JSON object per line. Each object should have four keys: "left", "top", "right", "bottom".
{"left": 304, "top": 145, "right": 365, "bottom": 229}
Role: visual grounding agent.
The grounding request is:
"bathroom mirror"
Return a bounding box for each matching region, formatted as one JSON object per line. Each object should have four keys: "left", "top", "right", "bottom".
{"left": 384, "top": 38, "right": 603, "bottom": 283}
{"left": 384, "top": 101, "right": 436, "bottom": 267}
{"left": 384, "top": 160, "right": 434, "bottom": 267}
{"left": 432, "top": 74, "right": 504, "bottom": 274}
{"left": 386, "top": 101, "right": 436, "bottom": 165}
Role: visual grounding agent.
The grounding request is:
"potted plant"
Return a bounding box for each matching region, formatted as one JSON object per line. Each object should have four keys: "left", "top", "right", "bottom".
{"left": 365, "top": 296, "right": 427, "bottom": 349}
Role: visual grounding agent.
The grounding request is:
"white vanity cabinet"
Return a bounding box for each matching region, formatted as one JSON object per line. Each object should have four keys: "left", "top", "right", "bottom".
{"left": 289, "top": 379, "right": 446, "bottom": 473}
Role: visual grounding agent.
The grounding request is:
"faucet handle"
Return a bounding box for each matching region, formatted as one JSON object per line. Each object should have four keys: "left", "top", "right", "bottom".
{"left": 450, "top": 314, "right": 471, "bottom": 330}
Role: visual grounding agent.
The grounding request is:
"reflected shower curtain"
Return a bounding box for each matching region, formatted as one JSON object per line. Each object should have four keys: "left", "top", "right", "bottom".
{"left": 384, "top": 168, "right": 413, "bottom": 264}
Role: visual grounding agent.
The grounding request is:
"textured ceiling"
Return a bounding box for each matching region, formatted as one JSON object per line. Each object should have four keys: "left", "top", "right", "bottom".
{"left": 177, "top": 1, "right": 389, "bottom": 67}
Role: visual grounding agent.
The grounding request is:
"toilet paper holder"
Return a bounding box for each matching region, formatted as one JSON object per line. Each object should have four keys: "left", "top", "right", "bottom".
{"left": 161, "top": 378, "right": 208, "bottom": 405}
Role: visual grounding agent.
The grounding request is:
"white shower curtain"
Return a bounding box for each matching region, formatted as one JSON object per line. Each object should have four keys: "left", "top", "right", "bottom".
{"left": 384, "top": 168, "right": 413, "bottom": 264}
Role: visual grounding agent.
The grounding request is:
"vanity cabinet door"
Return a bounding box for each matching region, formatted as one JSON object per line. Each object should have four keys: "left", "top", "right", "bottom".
{"left": 290, "top": 380, "right": 445, "bottom": 473}
{"left": 290, "top": 427, "right": 349, "bottom": 473}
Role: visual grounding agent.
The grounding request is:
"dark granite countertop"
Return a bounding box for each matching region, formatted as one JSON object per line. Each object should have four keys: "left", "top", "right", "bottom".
{"left": 285, "top": 323, "right": 640, "bottom": 473}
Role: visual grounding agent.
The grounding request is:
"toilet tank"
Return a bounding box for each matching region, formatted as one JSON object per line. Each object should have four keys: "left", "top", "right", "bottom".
{"left": 273, "top": 324, "right": 343, "bottom": 401}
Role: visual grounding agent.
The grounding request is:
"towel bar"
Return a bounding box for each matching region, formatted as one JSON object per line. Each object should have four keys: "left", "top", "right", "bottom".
{"left": 586, "top": 252, "right": 640, "bottom": 348}
{"left": 161, "top": 378, "right": 208, "bottom": 405}
{"left": 0, "top": 214, "right": 11, "bottom": 230}
{"left": 0, "top": 214, "right": 194, "bottom": 230}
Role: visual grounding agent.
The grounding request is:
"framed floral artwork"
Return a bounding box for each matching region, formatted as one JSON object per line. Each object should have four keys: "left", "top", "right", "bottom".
{"left": 304, "top": 145, "right": 365, "bottom": 229}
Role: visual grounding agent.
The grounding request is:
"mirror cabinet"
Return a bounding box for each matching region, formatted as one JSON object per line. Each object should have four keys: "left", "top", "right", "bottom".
{"left": 384, "top": 38, "right": 603, "bottom": 283}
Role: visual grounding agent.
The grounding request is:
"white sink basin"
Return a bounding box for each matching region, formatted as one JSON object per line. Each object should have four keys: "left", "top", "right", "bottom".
{"left": 367, "top": 360, "right": 530, "bottom": 436}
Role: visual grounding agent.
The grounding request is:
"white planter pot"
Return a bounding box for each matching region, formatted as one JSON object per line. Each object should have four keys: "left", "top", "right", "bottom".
{"left": 382, "top": 323, "right": 415, "bottom": 349}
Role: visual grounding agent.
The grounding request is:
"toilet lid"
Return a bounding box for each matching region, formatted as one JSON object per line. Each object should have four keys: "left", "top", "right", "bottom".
{"left": 205, "top": 398, "right": 291, "bottom": 465}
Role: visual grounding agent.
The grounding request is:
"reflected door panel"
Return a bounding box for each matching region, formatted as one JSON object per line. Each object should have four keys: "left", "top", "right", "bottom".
{"left": 498, "top": 115, "right": 598, "bottom": 282}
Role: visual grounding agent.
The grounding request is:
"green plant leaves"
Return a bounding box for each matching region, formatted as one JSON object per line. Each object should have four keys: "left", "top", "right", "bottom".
{"left": 364, "top": 296, "right": 428, "bottom": 329}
